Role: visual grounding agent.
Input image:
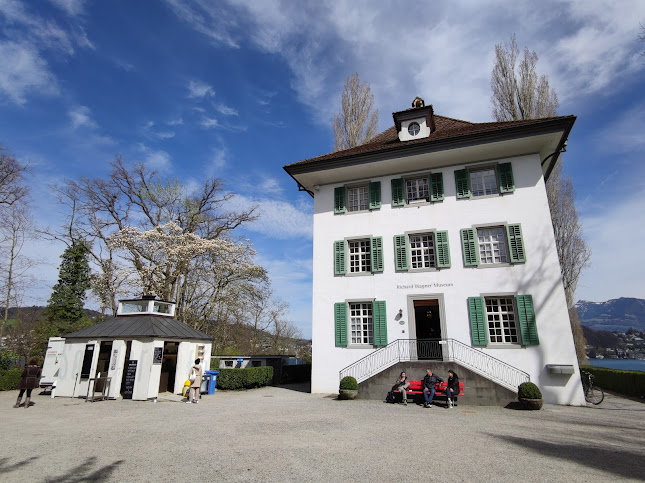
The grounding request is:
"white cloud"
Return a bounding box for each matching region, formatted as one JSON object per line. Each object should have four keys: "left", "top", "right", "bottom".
{"left": 164, "top": 0, "right": 240, "bottom": 48}
{"left": 577, "top": 187, "right": 645, "bottom": 302}
{"left": 598, "top": 101, "right": 645, "bottom": 154}
{"left": 136, "top": 144, "right": 172, "bottom": 170}
{"left": 49, "top": 0, "right": 86, "bottom": 17}
{"left": 187, "top": 79, "right": 215, "bottom": 98}
{"left": 216, "top": 104, "right": 238, "bottom": 116}
{"left": 168, "top": 0, "right": 645, "bottom": 126}
{"left": 0, "top": 0, "right": 92, "bottom": 104}
{"left": 228, "top": 194, "right": 313, "bottom": 240}
{"left": 200, "top": 116, "right": 218, "bottom": 128}
{"left": 69, "top": 105, "right": 97, "bottom": 130}
{"left": 209, "top": 147, "right": 227, "bottom": 171}
{"left": 0, "top": 41, "right": 58, "bottom": 104}
{"left": 142, "top": 120, "right": 176, "bottom": 139}
{"left": 254, "top": 254, "right": 313, "bottom": 337}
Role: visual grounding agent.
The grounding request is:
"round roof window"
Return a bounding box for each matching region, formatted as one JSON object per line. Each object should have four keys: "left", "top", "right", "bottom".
{"left": 408, "top": 122, "right": 420, "bottom": 136}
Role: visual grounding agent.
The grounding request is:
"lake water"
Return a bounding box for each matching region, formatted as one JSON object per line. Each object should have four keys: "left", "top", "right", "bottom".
{"left": 588, "top": 359, "right": 645, "bottom": 372}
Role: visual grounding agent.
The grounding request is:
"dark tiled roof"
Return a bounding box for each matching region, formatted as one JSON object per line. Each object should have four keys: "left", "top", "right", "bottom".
{"left": 65, "top": 315, "right": 212, "bottom": 340}
{"left": 285, "top": 114, "right": 574, "bottom": 168}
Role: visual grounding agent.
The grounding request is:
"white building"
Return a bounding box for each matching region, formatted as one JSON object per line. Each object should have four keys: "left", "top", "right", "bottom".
{"left": 284, "top": 98, "right": 585, "bottom": 405}
{"left": 41, "top": 296, "right": 212, "bottom": 401}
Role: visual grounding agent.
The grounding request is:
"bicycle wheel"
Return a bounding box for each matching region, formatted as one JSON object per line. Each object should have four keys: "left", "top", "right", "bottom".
{"left": 585, "top": 386, "right": 604, "bottom": 405}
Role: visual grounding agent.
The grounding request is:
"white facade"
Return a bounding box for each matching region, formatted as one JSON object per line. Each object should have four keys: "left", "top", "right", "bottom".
{"left": 43, "top": 337, "right": 211, "bottom": 400}
{"left": 287, "top": 103, "right": 586, "bottom": 405}
{"left": 41, "top": 297, "right": 212, "bottom": 401}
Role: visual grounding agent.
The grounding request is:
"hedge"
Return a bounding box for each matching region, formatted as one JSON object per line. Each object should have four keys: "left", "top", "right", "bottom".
{"left": 0, "top": 368, "right": 22, "bottom": 391}
{"left": 216, "top": 366, "right": 274, "bottom": 390}
{"left": 580, "top": 365, "right": 645, "bottom": 399}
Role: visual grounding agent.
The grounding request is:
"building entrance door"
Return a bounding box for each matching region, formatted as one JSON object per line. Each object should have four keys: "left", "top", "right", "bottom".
{"left": 159, "top": 341, "right": 178, "bottom": 393}
{"left": 413, "top": 299, "right": 442, "bottom": 359}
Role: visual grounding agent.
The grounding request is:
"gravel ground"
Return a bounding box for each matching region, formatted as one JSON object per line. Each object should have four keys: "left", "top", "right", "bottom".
{"left": 1, "top": 385, "right": 644, "bottom": 482}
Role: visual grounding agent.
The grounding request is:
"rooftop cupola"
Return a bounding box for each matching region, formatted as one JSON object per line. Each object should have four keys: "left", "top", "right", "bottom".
{"left": 116, "top": 294, "right": 176, "bottom": 317}
{"left": 392, "top": 97, "right": 436, "bottom": 142}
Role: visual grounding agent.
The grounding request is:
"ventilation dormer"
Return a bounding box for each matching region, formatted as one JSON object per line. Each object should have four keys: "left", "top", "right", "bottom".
{"left": 393, "top": 97, "right": 436, "bottom": 142}
{"left": 117, "top": 294, "right": 176, "bottom": 317}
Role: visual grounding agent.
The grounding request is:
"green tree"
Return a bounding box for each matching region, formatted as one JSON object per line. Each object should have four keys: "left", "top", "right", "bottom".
{"left": 38, "top": 241, "right": 93, "bottom": 339}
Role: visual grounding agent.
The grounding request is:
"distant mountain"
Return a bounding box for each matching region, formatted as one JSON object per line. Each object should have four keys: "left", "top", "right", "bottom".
{"left": 576, "top": 298, "right": 645, "bottom": 333}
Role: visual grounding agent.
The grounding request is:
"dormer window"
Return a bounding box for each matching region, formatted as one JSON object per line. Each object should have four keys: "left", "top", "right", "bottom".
{"left": 408, "top": 122, "right": 421, "bottom": 137}
{"left": 393, "top": 98, "right": 435, "bottom": 142}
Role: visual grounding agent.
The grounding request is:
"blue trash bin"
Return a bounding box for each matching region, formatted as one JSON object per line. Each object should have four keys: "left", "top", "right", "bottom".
{"left": 204, "top": 370, "right": 219, "bottom": 394}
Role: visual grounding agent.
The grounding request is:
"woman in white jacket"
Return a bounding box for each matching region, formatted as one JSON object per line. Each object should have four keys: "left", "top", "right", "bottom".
{"left": 187, "top": 358, "right": 203, "bottom": 404}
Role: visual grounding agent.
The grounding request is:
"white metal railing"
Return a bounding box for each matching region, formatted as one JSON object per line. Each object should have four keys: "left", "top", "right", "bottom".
{"left": 339, "top": 339, "right": 529, "bottom": 392}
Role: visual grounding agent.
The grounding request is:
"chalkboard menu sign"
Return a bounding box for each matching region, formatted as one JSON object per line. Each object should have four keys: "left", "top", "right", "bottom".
{"left": 153, "top": 347, "right": 163, "bottom": 364}
{"left": 123, "top": 360, "right": 137, "bottom": 400}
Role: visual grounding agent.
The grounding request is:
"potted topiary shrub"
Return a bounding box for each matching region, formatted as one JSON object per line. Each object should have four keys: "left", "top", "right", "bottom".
{"left": 517, "top": 381, "right": 543, "bottom": 410}
{"left": 339, "top": 376, "right": 359, "bottom": 400}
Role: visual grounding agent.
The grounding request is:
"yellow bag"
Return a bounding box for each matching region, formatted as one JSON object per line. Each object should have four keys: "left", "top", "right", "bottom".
{"left": 182, "top": 380, "right": 191, "bottom": 397}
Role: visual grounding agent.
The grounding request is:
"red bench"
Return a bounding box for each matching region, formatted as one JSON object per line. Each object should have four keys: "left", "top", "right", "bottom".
{"left": 394, "top": 380, "right": 465, "bottom": 406}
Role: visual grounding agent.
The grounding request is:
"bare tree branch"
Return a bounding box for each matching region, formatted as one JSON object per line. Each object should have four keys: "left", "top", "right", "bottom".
{"left": 491, "top": 34, "right": 559, "bottom": 121}
{"left": 333, "top": 73, "right": 379, "bottom": 151}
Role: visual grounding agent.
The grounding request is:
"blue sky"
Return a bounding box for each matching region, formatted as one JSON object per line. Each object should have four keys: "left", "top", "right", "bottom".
{"left": 1, "top": 0, "right": 644, "bottom": 338}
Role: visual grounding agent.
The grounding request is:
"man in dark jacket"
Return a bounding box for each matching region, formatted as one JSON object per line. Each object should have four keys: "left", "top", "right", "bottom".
{"left": 422, "top": 369, "right": 443, "bottom": 408}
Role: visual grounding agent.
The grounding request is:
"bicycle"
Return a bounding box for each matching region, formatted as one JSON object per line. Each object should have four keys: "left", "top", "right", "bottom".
{"left": 581, "top": 370, "right": 604, "bottom": 405}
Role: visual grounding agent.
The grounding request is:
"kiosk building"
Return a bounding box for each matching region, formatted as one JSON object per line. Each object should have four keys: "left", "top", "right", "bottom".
{"left": 41, "top": 295, "right": 212, "bottom": 401}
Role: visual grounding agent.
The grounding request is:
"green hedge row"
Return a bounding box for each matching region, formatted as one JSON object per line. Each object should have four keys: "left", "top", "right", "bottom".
{"left": 0, "top": 368, "right": 22, "bottom": 391}
{"left": 580, "top": 365, "right": 645, "bottom": 399}
{"left": 216, "top": 366, "right": 274, "bottom": 390}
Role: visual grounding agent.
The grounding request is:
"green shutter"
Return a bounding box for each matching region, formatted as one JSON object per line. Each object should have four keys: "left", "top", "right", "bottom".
{"left": 394, "top": 234, "right": 409, "bottom": 271}
{"left": 371, "top": 237, "right": 383, "bottom": 273}
{"left": 373, "top": 300, "right": 388, "bottom": 347}
{"left": 435, "top": 231, "right": 451, "bottom": 268}
{"left": 391, "top": 178, "right": 405, "bottom": 207}
{"left": 455, "top": 169, "right": 471, "bottom": 199}
{"left": 334, "top": 187, "right": 346, "bottom": 214}
{"left": 369, "top": 181, "right": 381, "bottom": 210}
{"left": 460, "top": 228, "right": 479, "bottom": 267}
{"left": 506, "top": 224, "right": 526, "bottom": 263}
{"left": 517, "top": 295, "right": 539, "bottom": 345}
{"left": 497, "top": 163, "right": 515, "bottom": 193}
{"left": 334, "top": 240, "right": 346, "bottom": 275}
{"left": 468, "top": 297, "right": 488, "bottom": 346}
{"left": 430, "top": 172, "right": 444, "bottom": 202}
{"left": 334, "top": 302, "right": 348, "bottom": 347}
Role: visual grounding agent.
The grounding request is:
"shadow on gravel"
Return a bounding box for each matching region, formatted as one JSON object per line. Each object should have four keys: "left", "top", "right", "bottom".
{"left": 488, "top": 434, "right": 645, "bottom": 480}
{"left": 277, "top": 382, "right": 311, "bottom": 393}
{"left": 43, "top": 456, "right": 125, "bottom": 482}
{"left": 0, "top": 456, "right": 39, "bottom": 474}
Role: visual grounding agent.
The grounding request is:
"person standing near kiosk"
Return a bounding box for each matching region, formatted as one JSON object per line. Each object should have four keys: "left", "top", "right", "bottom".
{"left": 186, "top": 358, "right": 203, "bottom": 404}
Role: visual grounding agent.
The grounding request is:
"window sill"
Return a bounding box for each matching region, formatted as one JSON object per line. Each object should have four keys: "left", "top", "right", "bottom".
{"left": 477, "top": 263, "right": 511, "bottom": 269}
{"left": 484, "top": 344, "right": 523, "bottom": 349}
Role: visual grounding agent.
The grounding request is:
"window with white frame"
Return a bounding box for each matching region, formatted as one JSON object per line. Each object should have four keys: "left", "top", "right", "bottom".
{"left": 349, "top": 302, "right": 373, "bottom": 345}
{"left": 455, "top": 163, "right": 514, "bottom": 199}
{"left": 348, "top": 239, "right": 372, "bottom": 273}
{"left": 470, "top": 168, "right": 498, "bottom": 196}
{"left": 347, "top": 185, "right": 369, "bottom": 212}
{"left": 405, "top": 177, "right": 430, "bottom": 203}
{"left": 409, "top": 233, "right": 436, "bottom": 269}
{"left": 477, "top": 227, "right": 508, "bottom": 264}
{"left": 485, "top": 297, "right": 519, "bottom": 344}
{"left": 334, "top": 182, "right": 381, "bottom": 213}
{"left": 392, "top": 173, "right": 444, "bottom": 206}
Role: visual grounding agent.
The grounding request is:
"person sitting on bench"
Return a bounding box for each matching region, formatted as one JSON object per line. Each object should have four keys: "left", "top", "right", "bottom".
{"left": 422, "top": 369, "right": 443, "bottom": 408}
{"left": 445, "top": 370, "right": 460, "bottom": 408}
{"left": 393, "top": 372, "right": 410, "bottom": 406}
